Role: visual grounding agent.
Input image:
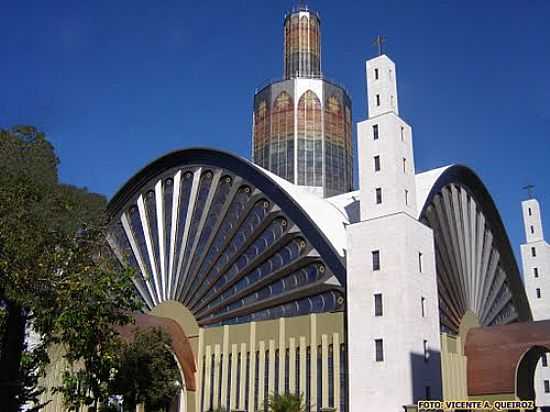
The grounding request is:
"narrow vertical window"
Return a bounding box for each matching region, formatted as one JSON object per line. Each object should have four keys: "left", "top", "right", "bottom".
{"left": 403, "top": 157, "right": 407, "bottom": 173}
{"left": 423, "top": 340, "right": 429, "bottom": 362}
{"left": 375, "top": 339, "right": 384, "bottom": 362}
{"left": 528, "top": 207, "right": 532, "bottom": 216}
{"left": 390, "top": 95, "right": 394, "bottom": 109}
{"left": 530, "top": 225, "right": 535, "bottom": 234}
{"left": 372, "top": 250, "right": 380, "bottom": 271}
{"left": 418, "top": 252, "right": 424, "bottom": 273}
{"left": 374, "top": 155, "right": 381, "bottom": 172}
{"left": 534, "top": 267, "right": 539, "bottom": 278}
{"left": 374, "top": 293, "right": 383, "bottom": 316}
{"left": 373, "top": 124, "right": 379, "bottom": 140}
{"left": 542, "top": 354, "right": 548, "bottom": 367}
{"left": 400, "top": 126, "right": 405, "bottom": 141}
{"left": 536, "top": 288, "right": 542, "bottom": 299}
{"left": 425, "top": 386, "right": 431, "bottom": 400}
{"left": 532, "top": 247, "right": 537, "bottom": 257}
{"left": 376, "top": 188, "right": 382, "bottom": 204}
{"left": 545, "top": 380, "right": 550, "bottom": 393}
{"left": 374, "top": 68, "right": 379, "bottom": 80}
{"left": 421, "top": 297, "right": 426, "bottom": 318}
{"left": 376, "top": 94, "right": 381, "bottom": 106}
{"left": 405, "top": 189, "right": 409, "bottom": 206}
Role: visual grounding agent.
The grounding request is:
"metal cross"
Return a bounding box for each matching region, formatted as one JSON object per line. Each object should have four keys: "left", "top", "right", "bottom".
{"left": 523, "top": 184, "right": 535, "bottom": 199}
{"left": 373, "top": 34, "right": 385, "bottom": 56}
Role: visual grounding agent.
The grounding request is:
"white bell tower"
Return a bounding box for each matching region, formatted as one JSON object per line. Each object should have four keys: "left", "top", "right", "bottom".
{"left": 520, "top": 195, "right": 550, "bottom": 408}
{"left": 346, "top": 52, "right": 442, "bottom": 411}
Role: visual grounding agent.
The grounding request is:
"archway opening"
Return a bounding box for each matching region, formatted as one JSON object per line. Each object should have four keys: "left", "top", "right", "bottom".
{"left": 516, "top": 345, "right": 550, "bottom": 401}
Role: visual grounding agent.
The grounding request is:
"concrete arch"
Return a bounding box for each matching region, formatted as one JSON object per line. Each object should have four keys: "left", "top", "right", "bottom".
{"left": 516, "top": 345, "right": 550, "bottom": 401}
{"left": 417, "top": 165, "right": 532, "bottom": 333}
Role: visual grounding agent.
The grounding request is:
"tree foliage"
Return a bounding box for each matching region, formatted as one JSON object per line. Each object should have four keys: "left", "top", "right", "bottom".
{"left": 111, "top": 328, "right": 181, "bottom": 412}
{"left": 48, "top": 226, "right": 143, "bottom": 411}
{"left": 267, "top": 392, "right": 307, "bottom": 412}
{"left": 0, "top": 126, "right": 140, "bottom": 411}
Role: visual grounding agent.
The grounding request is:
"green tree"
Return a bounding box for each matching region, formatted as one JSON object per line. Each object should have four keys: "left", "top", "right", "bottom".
{"left": 0, "top": 125, "right": 93, "bottom": 410}
{"left": 0, "top": 126, "right": 140, "bottom": 411}
{"left": 48, "top": 226, "right": 142, "bottom": 411}
{"left": 267, "top": 392, "right": 306, "bottom": 412}
{"left": 111, "top": 328, "right": 182, "bottom": 412}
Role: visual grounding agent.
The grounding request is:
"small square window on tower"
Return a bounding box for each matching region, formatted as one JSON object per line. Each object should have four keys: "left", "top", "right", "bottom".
{"left": 532, "top": 247, "right": 537, "bottom": 257}
{"left": 421, "top": 297, "right": 426, "bottom": 318}
{"left": 375, "top": 339, "right": 384, "bottom": 362}
{"left": 536, "top": 288, "right": 541, "bottom": 299}
{"left": 374, "top": 68, "right": 379, "bottom": 80}
{"left": 373, "top": 124, "right": 379, "bottom": 140}
{"left": 372, "top": 250, "right": 381, "bottom": 271}
{"left": 374, "top": 155, "right": 381, "bottom": 172}
{"left": 376, "top": 188, "right": 382, "bottom": 204}
{"left": 376, "top": 94, "right": 381, "bottom": 106}
{"left": 374, "top": 293, "right": 383, "bottom": 316}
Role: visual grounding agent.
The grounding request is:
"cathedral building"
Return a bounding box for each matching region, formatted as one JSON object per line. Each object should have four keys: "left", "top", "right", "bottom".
{"left": 40, "top": 4, "right": 550, "bottom": 412}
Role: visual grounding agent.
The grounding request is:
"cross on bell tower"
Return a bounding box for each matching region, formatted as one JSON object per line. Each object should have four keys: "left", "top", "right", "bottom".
{"left": 373, "top": 34, "right": 385, "bottom": 56}
{"left": 523, "top": 184, "right": 535, "bottom": 199}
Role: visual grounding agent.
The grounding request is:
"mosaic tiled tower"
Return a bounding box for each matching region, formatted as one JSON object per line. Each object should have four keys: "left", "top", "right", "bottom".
{"left": 252, "top": 5, "right": 353, "bottom": 198}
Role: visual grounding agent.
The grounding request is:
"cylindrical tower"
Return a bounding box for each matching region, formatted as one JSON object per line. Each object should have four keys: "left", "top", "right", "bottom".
{"left": 284, "top": 7, "right": 321, "bottom": 79}
{"left": 253, "top": 5, "right": 353, "bottom": 198}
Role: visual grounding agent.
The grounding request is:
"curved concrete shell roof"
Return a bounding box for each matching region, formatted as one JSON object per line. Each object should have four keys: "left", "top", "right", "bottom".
{"left": 107, "top": 147, "right": 530, "bottom": 331}
{"left": 107, "top": 148, "right": 347, "bottom": 327}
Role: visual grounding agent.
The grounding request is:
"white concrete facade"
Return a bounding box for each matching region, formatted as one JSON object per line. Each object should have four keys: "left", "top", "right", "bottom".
{"left": 521, "top": 198, "right": 550, "bottom": 407}
{"left": 358, "top": 55, "right": 416, "bottom": 221}
{"left": 347, "top": 54, "right": 442, "bottom": 411}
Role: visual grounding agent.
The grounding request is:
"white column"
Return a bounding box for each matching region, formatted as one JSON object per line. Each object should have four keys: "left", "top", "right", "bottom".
{"left": 230, "top": 344, "right": 238, "bottom": 411}
{"left": 248, "top": 322, "right": 257, "bottom": 412}
{"left": 289, "top": 337, "right": 297, "bottom": 394}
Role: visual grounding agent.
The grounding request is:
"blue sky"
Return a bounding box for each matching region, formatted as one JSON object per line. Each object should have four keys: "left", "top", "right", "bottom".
{"left": 2, "top": 0, "right": 549, "bottom": 265}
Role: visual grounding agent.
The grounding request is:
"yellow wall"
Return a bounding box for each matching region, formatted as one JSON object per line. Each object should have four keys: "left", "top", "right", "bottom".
{"left": 440, "top": 333, "right": 468, "bottom": 401}
{"left": 198, "top": 312, "right": 345, "bottom": 412}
